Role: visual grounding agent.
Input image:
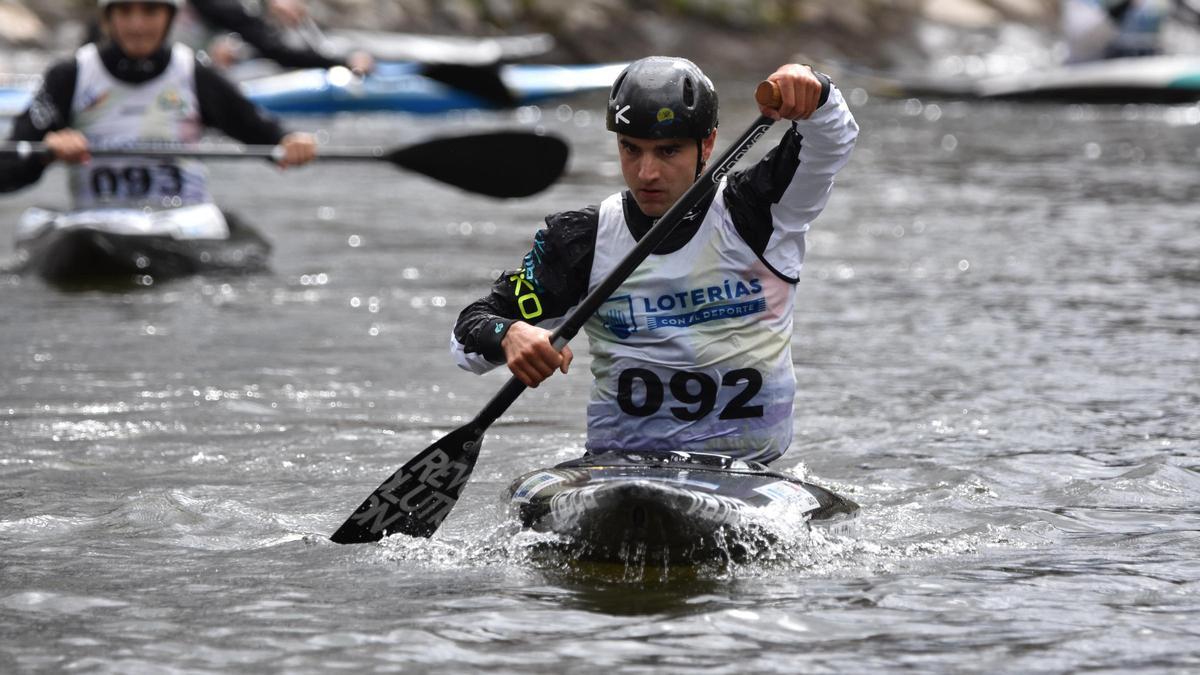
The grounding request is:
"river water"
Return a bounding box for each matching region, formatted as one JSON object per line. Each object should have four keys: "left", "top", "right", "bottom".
{"left": 1, "top": 79, "right": 1198, "bottom": 673}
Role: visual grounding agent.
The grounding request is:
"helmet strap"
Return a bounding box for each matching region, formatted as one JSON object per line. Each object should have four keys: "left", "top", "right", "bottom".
{"left": 694, "top": 139, "right": 704, "bottom": 179}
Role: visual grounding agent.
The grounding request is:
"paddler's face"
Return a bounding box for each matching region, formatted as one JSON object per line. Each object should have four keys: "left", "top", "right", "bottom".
{"left": 617, "top": 131, "right": 716, "bottom": 218}
{"left": 104, "top": 3, "right": 173, "bottom": 59}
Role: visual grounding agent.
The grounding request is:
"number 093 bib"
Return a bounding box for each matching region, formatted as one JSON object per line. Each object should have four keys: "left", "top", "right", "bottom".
{"left": 67, "top": 43, "right": 212, "bottom": 210}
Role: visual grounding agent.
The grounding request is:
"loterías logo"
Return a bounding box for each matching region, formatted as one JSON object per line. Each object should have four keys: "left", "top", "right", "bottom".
{"left": 597, "top": 278, "right": 766, "bottom": 339}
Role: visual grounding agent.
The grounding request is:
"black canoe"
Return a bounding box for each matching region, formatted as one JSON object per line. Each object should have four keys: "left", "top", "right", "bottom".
{"left": 507, "top": 450, "right": 859, "bottom": 565}
{"left": 11, "top": 206, "right": 270, "bottom": 285}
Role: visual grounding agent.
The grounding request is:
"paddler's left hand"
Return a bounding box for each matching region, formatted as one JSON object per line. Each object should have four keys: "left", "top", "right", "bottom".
{"left": 346, "top": 50, "right": 375, "bottom": 77}
{"left": 276, "top": 132, "right": 317, "bottom": 168}
{"left": 758, "top": 63, "right": 823, "bottom": 121}
{"left": 501, "top": 321, "right": 574, "bottom": 388}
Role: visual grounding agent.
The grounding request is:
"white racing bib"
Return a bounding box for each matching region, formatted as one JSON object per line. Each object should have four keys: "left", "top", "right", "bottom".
{"left": 582, "top": 186, "right": 799, "bottom": 463}
{"left": 68, "top": 43, "right": 212, "bottom": 209}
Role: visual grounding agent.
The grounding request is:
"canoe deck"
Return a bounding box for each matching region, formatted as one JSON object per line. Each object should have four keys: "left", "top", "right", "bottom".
{"left": 11, "top": 209, "right": 270, "bottom": 286}
{"left": 508, "top": 450, "right": 858, "bottom": 566}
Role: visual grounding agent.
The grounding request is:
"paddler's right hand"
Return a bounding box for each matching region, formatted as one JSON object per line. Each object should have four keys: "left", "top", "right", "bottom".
{"left": 501, "top": 321, "right": 573, "bottom": 388}
{"left": 43, "top": 129, "right": 90, "bottom": 164}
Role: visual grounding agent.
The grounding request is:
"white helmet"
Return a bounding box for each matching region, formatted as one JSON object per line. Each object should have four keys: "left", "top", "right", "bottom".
{"left": 99, "top": 0, "right": 184, "bottom": 8}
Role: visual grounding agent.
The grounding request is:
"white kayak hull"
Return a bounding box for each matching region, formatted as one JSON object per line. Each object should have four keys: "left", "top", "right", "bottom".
{"left": 10, "top": 204, "right": 270, "bottom": 285}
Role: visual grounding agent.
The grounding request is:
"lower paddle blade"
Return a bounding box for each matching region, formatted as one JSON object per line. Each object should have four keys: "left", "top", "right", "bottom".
{"left": 420, "top": 63, "right": 518, "bottom": 108}
{"left": 329, "top": 423, "right": 484, "bottom": 544}
{"left": 387, "top": 132, "right": 568, "bottom": 198}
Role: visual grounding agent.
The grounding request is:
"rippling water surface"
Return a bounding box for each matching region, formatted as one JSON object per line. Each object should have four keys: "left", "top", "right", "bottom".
{"left": 2, "top": 82, "right": 1198, "bottom": 673}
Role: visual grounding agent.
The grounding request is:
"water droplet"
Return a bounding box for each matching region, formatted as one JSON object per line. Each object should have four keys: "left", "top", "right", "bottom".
{"left": 516, "top": 106, "right": 542, "bottom": 124}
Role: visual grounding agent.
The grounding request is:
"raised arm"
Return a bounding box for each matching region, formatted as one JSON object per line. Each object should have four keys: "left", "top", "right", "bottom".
{"left": 725, "top": 66, "right": 858, "bottom": 280}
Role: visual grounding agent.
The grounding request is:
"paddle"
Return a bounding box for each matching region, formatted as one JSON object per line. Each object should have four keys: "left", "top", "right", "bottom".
{"left": 0, "top": 131, "right": 568, "bottom": 199}
{"left": 328, "top": 81, "right": 785, "bottom": 544}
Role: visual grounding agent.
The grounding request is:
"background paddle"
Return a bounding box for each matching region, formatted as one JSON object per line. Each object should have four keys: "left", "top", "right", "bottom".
{"left": 0, "top": 131, "right": 568, "bottom": 199}
{"left": 328, "top": 81, "right": 787, "bottom": 544}
{"left": 292, "top": 18, "right": 526, "bottom": 107}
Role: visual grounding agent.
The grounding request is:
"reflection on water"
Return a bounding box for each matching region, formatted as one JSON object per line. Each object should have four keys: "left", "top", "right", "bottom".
{"left": 533, "top": 572, "right": 735, "bottom": 616}
{"left": 1, "top": 86, "right": 1198, "bottom": 671}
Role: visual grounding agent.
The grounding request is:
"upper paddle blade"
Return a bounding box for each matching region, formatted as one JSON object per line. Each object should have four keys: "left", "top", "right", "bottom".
{"left": 387, "top": 132, "right": 568, "bottom": 198}
{"left": 329, "top": 423, "right": 483, "bottom": 544}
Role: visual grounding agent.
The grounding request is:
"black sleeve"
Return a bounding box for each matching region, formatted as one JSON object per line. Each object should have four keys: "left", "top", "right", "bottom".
{"left": 188, "top": 0, "right": 345, "bottom": 70}
{"left": 0, "top": 60, "right": 76, "bottom": 193}
{"left": 452, "top": 207, "right": 598, "bottom": 363}
{"left": 194, "top": 61, "right": 288, "bottom": 145}
{"left": 722, "top": 126, "right": 804, "bottom": 257}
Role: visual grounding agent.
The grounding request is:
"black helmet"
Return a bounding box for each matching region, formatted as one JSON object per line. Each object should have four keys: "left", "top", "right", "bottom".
{"left": 606, "top": 56, "right": 718, "bottom": 140}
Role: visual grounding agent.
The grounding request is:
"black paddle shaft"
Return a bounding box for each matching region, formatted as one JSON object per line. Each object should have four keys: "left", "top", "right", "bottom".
{"left": 0, "top": 131, "right": 567, "bottom": 199}
{"left": 330, "top": 113, "right": 777, "bottom": 544}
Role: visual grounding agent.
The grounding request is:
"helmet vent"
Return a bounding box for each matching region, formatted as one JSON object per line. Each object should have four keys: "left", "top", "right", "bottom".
{"left": 610, "top": 72, "right": 627, "bottom": 102}
{"left": 682, "top": 77, "right": 695, "bottom": 109}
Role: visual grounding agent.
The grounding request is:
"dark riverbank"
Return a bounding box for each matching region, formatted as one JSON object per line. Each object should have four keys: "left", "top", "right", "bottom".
{"left": 2, "top": 0, "right": 1058, "bottom": 75}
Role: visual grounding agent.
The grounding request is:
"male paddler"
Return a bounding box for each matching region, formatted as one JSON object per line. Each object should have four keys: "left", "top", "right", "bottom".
{"left": 450, "top": 57, "right": 858, "bottom": 464}
{"left": 0, "top": 0, "right": 316, "bottom": 204}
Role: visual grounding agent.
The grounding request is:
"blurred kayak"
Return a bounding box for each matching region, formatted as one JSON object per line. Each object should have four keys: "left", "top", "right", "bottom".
{"left": 9, "top": 203, "right": 270, "bottom": 285}
{"left": 974, "top": 55, "right": 1200, "bottom": 103}
{"left": 238, "top": 60, "right": 628, "bottom": 114}
{"left": 1, "top": 60, "right": 626, "bottom": 117}
{"left": 300, "top": 28, "right": 555, "bottom": 66}
{"left": 827, "top": 54, "right": 1200, "bottom": 104}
